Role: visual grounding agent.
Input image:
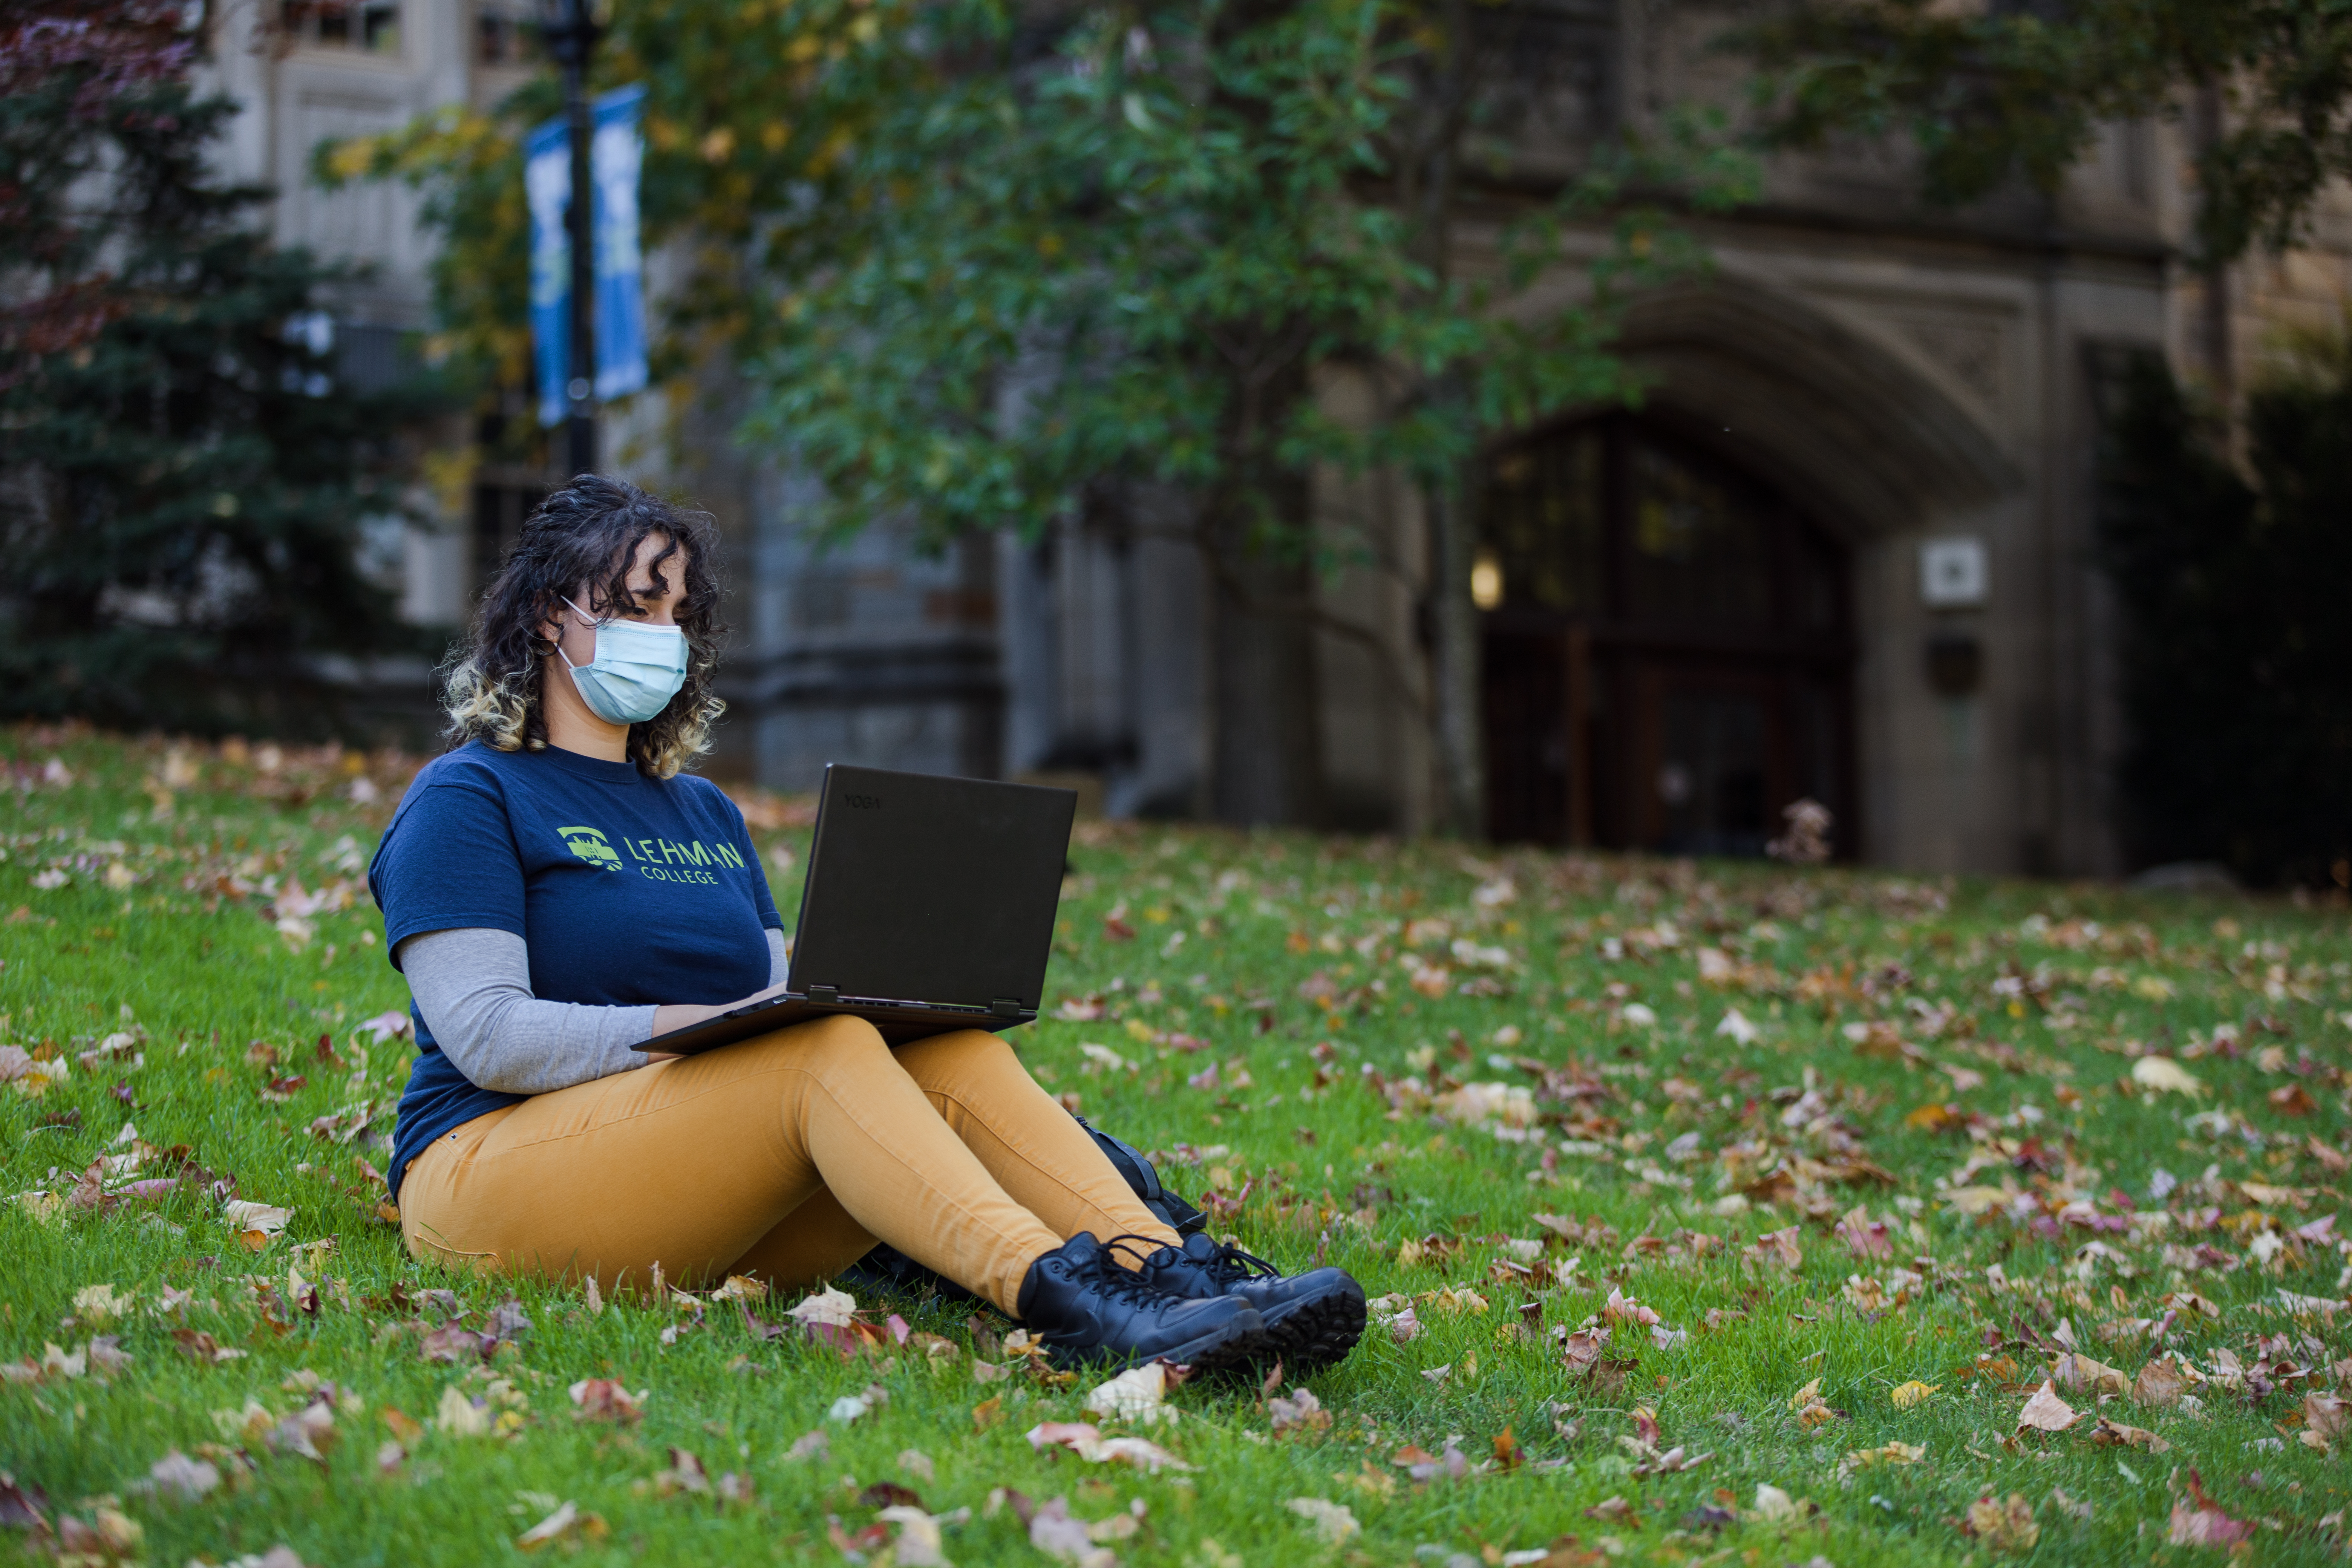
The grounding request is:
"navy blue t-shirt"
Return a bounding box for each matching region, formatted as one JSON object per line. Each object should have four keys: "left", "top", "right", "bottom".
{"left": 371, "top": 741, "right": 781, "bottom": 1200}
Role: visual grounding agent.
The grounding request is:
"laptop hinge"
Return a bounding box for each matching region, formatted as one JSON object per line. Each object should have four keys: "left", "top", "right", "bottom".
{"left": 990, "top": 997, "right": 1023, "bottom": 1018}
{"left": 808, "top": 985, "right": 840, "bottom": 1005}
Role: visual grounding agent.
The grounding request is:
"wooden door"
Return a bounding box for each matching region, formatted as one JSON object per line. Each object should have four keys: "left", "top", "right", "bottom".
{"left": 1483, "top": 630, "right": 1568, "bottom": 844}
{"left": 1628, "top": 663, "right": 1792, "bottom": 857}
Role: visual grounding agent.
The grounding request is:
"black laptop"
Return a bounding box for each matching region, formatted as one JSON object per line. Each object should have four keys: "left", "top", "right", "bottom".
{"left": 643, "top": 764, "right": 1077, "bottom": 1055}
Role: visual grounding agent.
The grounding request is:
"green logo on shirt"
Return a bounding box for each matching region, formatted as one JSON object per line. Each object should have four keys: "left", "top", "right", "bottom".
{"left": 558, "top": 824, "right": 623, "bottom": 870}
{"left": 556, "top": 822, "right": 746, "bottom": 884}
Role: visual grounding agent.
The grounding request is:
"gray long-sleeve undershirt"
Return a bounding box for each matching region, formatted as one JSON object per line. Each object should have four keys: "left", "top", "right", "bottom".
{"left": 396, "top": 925, "right": 789, "bottom": 1095}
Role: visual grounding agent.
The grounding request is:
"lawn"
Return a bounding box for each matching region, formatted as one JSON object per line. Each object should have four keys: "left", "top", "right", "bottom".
{"left": 2, "top": 723, "right": 2348, "bottom": 1568}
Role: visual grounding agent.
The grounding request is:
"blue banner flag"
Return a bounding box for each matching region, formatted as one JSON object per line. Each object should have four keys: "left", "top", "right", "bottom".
{"left": 527, "top": 83, "right": 649, "bottom": 429}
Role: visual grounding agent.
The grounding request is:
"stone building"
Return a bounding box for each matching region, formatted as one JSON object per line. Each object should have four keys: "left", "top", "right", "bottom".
{"left": 204, "top": 0, "right": 2352, "bottom": 873}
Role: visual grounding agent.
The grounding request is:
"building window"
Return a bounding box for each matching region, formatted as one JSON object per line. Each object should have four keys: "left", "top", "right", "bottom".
{"left": 281, "top": 0, "right": 401, "bottom": 53}
{"left": 476, "top": 1, "right": 537, "bottom": 67}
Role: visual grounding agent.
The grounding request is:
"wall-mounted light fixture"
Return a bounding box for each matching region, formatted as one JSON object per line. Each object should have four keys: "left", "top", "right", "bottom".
{"left": 1470, "top": 548, "right": 1504, "bottom": 611}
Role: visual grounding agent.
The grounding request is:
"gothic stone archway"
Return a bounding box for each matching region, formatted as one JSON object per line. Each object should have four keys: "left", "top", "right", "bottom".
{"left": 1478, "top": 411, "right": 1855, "bottom": 857}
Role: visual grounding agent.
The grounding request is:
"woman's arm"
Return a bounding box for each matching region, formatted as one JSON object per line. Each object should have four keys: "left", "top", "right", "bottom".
{"left": 638, "top": 929, "right": 790, "bottom": 1057}
{"left": 400, "top": 928, "right": 657, "bottom": 1093}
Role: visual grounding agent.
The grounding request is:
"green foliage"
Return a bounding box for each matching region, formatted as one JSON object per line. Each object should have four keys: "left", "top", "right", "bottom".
{"left": 743, "top": 0, "right": 1748, "bottom": 564}
{"left": 0, "top": 39, "right": 446, "bottom": 737}
{"left": 2095, "top": 334, "right": 2352, "bottom": 886}
{"left": 1737, "top": 0, "right": 2352, "bottom": 262}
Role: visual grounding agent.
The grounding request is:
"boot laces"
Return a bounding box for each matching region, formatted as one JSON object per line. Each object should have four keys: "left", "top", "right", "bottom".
{"left": 1200, "top": 1240, "right": 1278, "bottom": 1285}
{"left": 1105, "top": 1232, "right": 1278, "bottom": 1286}
{"left": 1089, "top": 1236, "right": 1189, "bottom": 1307}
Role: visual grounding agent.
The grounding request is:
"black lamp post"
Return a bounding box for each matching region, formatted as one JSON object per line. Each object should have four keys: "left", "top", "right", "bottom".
{"left": 536, "top": 0, "right": 601, "bottom": 478}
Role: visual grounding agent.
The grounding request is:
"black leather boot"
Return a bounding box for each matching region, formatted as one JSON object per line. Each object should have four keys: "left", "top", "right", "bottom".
{"left": 1016, "top": 1233, "right": 1270, "bottom": 1370}
{"left": 1130, "top": 1233, "right": 1366, "bottom": 1372}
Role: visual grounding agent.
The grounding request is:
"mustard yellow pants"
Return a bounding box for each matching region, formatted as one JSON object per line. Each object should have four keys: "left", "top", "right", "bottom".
{"left": 398, "top": 1015, "right": 1179, "bottom": 1315}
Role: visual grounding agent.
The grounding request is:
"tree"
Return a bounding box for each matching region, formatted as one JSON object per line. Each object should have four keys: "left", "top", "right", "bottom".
{"left": 337, "top": 0, "right": 1741, "bottom": 832}
{"left": 737, "top": 0, "right": 1737, "bottom": 830}
{"left": 2094, "top": 333, "right": 2352, "bottom": 886}
{"left": 1738, "top": 0, "right": 2352, "bottom": 263}
{"left": 0, "top": 0, "right": 442, "bottom": 734}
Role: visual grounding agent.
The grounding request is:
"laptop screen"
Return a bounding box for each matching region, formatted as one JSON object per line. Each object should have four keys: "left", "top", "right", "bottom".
{"left": 785, "top": 765, "right": 1076, "bottom": 1011}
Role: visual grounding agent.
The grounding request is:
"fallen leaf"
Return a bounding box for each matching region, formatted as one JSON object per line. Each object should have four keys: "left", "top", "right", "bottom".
{"left": 1747, "top": 1226, "right": 1804, "bottom": 1270}
{"left": 2168, "top": 1470, "right": 2251, "bottom": 1548}
{"left": 2051, "top": 1352, "right": 2130, "bottom": 1397}
{"left": 1285, "top": 1498, "right": 1360, "bottom": 1544}
{"left": 1268, "top": 1386, "right": 1330, "bottom": 1434}
{"left": 2015, "top": 1381, "right": 2079, "bottom": 1434}
{"left": 1836, "top": 1206, "right": 1893, "bottom": 1260}
{"left": 0, "top": 1473, "right": 49, "bottom": 1528}
{"left": 1083, "top": 1362, "right": 1175, "bottom": 1426}
{"left": 2089, "top": 1415, "right": 2171, "bottom": 1453}
{"left": 2133, "top": 1355, "right": 2195, "bottom": 1409}
{"left": 1839, "top": 1440, "right": 1927, "bottom": 1477}
{"left": 418, "top": 1325, "right": 493, "bottom": 1364}
{"left": 170, "top": 1328, "right": 246, "bottom": 1366}
{"left": 1028, "top": 1496, "right": 1113, "bottom": 1568}
{"left": 2130, "top": 1057, "right": 2203, "bottom": 1097}
{"left": 1558, "top": 1325, "right": 1610, "bottom": 1375}
{"left": 54, "top": 1509, "right": 143, "bottom": 1563}
{"left": 879, "top": 1504, "right": 952, "bottom": 1568}
{"left": 1963, "top": 1493, "right": 2040, "bottom": 1554}
{"left": 1891, "top": 1380, "right": 1939, "bottom": 1409}
{"left": 788, "top": 1285, "right": 858, "bottom": 1328}
{"left": 516, "top": 1500, "right": 608, "bottom": 1551}
{"left": 1026, "top": 1421, "right": 1194, "bottom": 1472}
{"left": 568, "top": 1379, "right": 645, "bottom": 1423}
{"left": 140, "top": 1450, "right": 221, "bottom": 1502}
{"left": 220, "top": 1199, "right": 290, "bottom": 1246}
{"left": 432, "top": 1384, "right": 491, "bottom": 1438}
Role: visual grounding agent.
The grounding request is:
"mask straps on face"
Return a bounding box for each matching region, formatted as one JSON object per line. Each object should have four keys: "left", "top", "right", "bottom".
{"left": 555, "top": 595, "right": 609, "bottom": 670}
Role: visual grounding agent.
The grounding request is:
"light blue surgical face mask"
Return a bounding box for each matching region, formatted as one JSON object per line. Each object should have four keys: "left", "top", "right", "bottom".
{"left": 555, "top": 596, "right": 688, "bottom": 725}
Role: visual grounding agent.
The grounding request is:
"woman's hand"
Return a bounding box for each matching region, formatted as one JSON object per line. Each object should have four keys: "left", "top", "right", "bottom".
{"left": 647, "top": 982, "right": 793, "bottom": 1048}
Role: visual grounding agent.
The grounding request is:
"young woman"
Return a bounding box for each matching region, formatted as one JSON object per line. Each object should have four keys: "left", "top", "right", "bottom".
{"left": 371, "top": 476, "right": 1365, "bottom": 1371}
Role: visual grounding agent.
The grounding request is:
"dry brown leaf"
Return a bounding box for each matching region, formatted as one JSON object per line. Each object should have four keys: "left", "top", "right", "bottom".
{"left": 2089, "top": 1415, "right": 2171, "bottom": 1453}
{"left": 568, "top": 1379, "right": 645, "bottom": 1424}
{"left": 2133, "top": 1355, "right": 2194, "bottom": 1409}
{"left": 2015, "top": 1381, "right": 2078, "bottom": 1434}
{"left": 1024, "top": 1421, "right": 1194, "bottom": 1473}
{"left": 516, "top": 1501, "right": 608, "bottom": 1551}
{"left": 1963, "top": 1493, "right": 2040, "bottom": 1554}
{"left": 2051, "top": 1352, "right": 2130, "bottom": 1397}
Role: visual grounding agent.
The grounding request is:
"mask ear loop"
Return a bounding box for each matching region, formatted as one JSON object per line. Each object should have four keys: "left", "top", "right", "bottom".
{"left": 552, "top": 596, "right": 601, "bottom": 672}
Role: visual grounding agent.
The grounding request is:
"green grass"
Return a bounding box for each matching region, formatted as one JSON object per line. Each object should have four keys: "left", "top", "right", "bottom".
{"left": 2, "top": 722, "right": 2349, "bottom": 1568}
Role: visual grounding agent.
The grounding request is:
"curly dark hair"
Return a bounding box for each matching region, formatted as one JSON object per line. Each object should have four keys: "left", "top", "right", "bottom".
{"left": 439, "top": 475, "right": 727, "bottom": 778}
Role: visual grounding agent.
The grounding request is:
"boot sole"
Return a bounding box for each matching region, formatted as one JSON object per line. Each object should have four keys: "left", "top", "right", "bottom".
{"left": 1058, "top": 1314, "right": 1276, "bottom": 1376}
{"left": 1257, "top": 1283, "right": 1367, "bottom": 1374}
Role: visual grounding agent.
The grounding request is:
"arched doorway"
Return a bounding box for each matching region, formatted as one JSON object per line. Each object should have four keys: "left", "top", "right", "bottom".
{"left": 1478, "top": 413, "right": 1855, "bottom": 856}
